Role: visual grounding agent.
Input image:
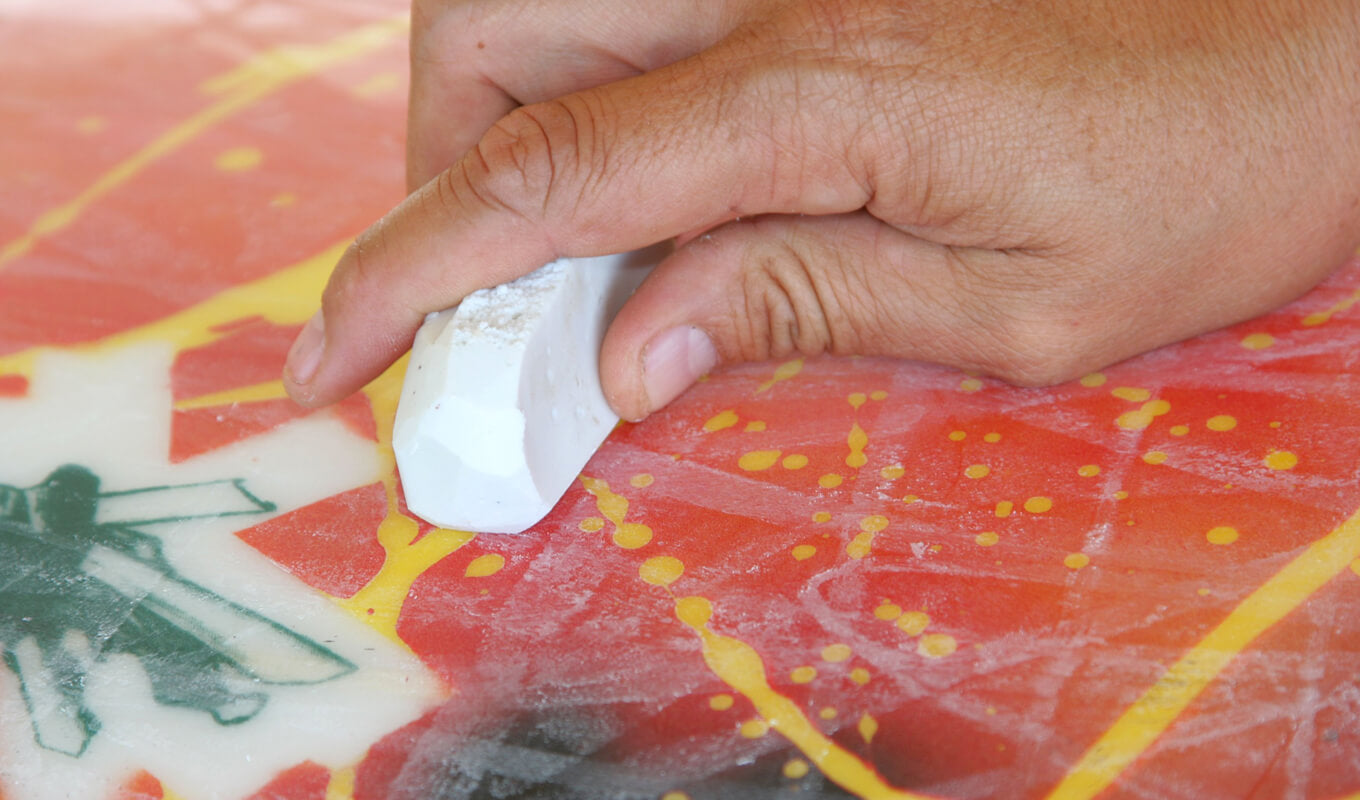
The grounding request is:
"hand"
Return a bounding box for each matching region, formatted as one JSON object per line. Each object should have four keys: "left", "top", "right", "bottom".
{"left": 284, "top": 0, "right": 1360, "bottom": 421}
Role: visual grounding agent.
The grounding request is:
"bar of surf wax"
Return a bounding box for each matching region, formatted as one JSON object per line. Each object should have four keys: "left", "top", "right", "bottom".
{"left": 393, "top": 253, "right": 653, "bottom": 533}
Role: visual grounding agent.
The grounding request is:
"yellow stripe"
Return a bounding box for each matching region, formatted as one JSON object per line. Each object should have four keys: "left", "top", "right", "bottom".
{"left": 0, "top": 14, "right": 408, "bottom": 268}
{"left": 174, "top": 379, "right": 290, "bottom": 410}
{"left": 1047, "top": 504, "right": 1360, "bottom": 799}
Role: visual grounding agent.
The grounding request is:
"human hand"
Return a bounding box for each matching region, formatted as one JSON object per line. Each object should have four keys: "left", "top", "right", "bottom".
{"left": 284, "top": 0, "right": 1360, "bottom": 421}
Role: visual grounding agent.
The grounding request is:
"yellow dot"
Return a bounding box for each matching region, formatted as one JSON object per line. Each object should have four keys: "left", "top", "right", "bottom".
{"left": 1264, "top": 450, "right": 1298, "bottom": 470}
{"left": 740, "top": 719, "right": 769, "bottom": 738}
{"left": 630, "top": 473, "right": 655, "bottom": 488}
{"left": 1240, "top": 332, "right": 1275, "bottom": 350}
{"left": 464, "top": 553, "right": 505, "bottom": 578}
{"left": 1206, "top": 415, "right": 1237, "bottom": 432}
{"left": 662, "top": 793, "right": 690, "bottom": 800}
{"left": 849, "top": 667, "right": 871, "bottom": 685}
{"left": 975, "top": 531, "right": 999, "bottom": 547}
{"left": 613, "top": 522, "right": 653, "bottom": 549}
{"left": 1116, "top": 410, "right": 1155, "bottom": 430}
{"left": 880, "top": 464, "right": 905, "bottom": 479}
{"left": 959, "top": 377, "right": 983, "bottom": 393}
{"left": 818, "top": 473, "right": 843, "bottom": 488}
{"left": 903, "top": 494, "right": 921, "bottom": 505}
{"left": 1111, "top": 386, "right": 1151, "bottom": 402}
{"left": 579, "top": 516, "right": 605, "bottom": 532}
{"left": 819, "top": 707, "right": 838, "bottom": 720}
{"left": 995, "top": 500, "right": 1014, "bottom": 518}
{"left": 1142, "top": 450, "right": 1168, "bottom": 465}
{"left": 1080, "top": 372, "right": 1107, "bottom": 387}
{"left": 1077, "top": 464, "right": 1101, "bottom": 477}
{"left": 781, "top": 453, "right": 809, "bottom": 470}
{"left": 821, "top": 643, "right": 852, "bottom": 663}
{"left": 985, "top": 706, "right": 998, "bottom": 716}
{"left": 1114, "top": 490, "right": 1129, "bottom": 500}
{"left": 917, "top": 633, "right": 958, "bottom": 658}
{"left": 639, "top": 556, "right": 685, "bottom": 586}
{"left": 983, "top": 432, "right": 1002, "bottom": 443}
{"left": 858, "top": 712, "right": 880, "bottom": 743}
{"left": 1197, "top": 587, "right": 1212, "bottom": 596}
{"left": 897, "top": 611, "right": 930, "bottom": 636}
{"left": 676, "top": 596, "right": 713, "bottom": 628}
{"left": 739, "top": 449, "right": 781, "bottom": 471}
{"left": 214, "top": 146, "right": 263, "bottom": 171}
{"left": 874, "top": 602, "right": 902, "bottom": 621}
{"left": 1064, "top": 553, "right": 1090, "bottom": 570}
{"left": 1269, "top": 420, "right": 1283, "bottom": 428}
{"left": 948, "top": 430, "right": 967, "bottom": 441}
{"left": 1206, "top": 526, "right": 1239, "bottom": 545}
{"left": 860, "top": 515, "right": 889, "bottom": 533}
{"left": 743, "top": 420, "right": 766, "bottom": 432}
{"left": 709, "top": 694, "right": 735, "bottom": 711}
{"left": 790, "top": 666, "right": 817, "bottom": 684}
{"left": 791, "top": 544, "right": 817, "bottom": 561}
{"left": 783, "top": 759, "right": 811, "bottom": 779}
{"left": 964, "top": 464, "right": 990, "bottom": 479}
{"left": 848, "top": 392, "right": 868, "bottom": 409}
{"left": 870, "top": 390, "right": 888, "bottom": 401}
{"left": 704, "top": 409, "right": 739, "bottom": 431}
{"left": 1024, "top": 496, "right": 1053, "bottom": 514}
{"left": 812, "top": 511, "right": 832, "bottom": 523}
{"left": 1170, "top": 424, "right": 1190, "bottom": 436}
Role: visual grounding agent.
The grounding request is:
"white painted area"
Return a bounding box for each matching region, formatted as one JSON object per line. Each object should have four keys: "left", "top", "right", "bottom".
{"left": 0, "top": 344, "right": 445, "bottom": 800}
{"left": 394, "top": 253, "right": 653, "bottom": 533}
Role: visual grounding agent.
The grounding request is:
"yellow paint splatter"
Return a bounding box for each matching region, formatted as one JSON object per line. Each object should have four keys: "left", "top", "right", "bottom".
{"left": 580, "top": 477, "right": 653, "bottom": 549}
{"left": 325, "top": 765, "right": 356, "bottom": 800}
{"left": 959, "top": 377, "right": 983, "bottom": 393}
{"left": 917, "top": 633, "right": 958, "bottom": 658}
{"left": 903, "top": 494, "right": 921, "bottom": 505}
{"left": 964, "top": 464, "right": 991, "bottom": 479}
{"left": 819, "top": 473, "right": 843, "bottom": 489}
{"left": 948, "top": 430, "right": 967, "bottom": 442}
{"left": 976, "top": 531, "right": 999, "bottom": 547}
{"left": 812, "top": 511, "right": 832, "bottom": 523}
{"left": 629, "top": 473, "right": 654, "bottom": 488}
{"left": 174, "top": 378, "right": 289, "bottom": 410}
{"left": 847, "top": 515, "right": 888, "bottom": 559}
{"left": 1111, "top": 386, "right": 1151, "bottom": 402}
{"left": 710, "top": 694, "right": 735, "bottom": 711}
{"left": 1080, "top": 372, "right": 1107, "bottom": 387}
{"left": 704, "top": 409, "right": 739, "bottom": 431}
{"left": 846, "top": 423, "right": 868, "bottom": 468}
{"left": 791, "top": 666, "right": 817, "bottom": 684}
{"left": 661, "top": 792, "right": 690, "bottom": 800}
{"left": 1301, "top": 288, "right": 1360, "bottom": 326}
{"left": 1264, "top": 450, "right": 1298, "bottom": 470}
{"left": 464, "top": 553, "right": 505, "bottom": 578}
{"left": 1025, "top": 496, "right": 1054, "bottom": 514}
{"left": 1206, "top": 415, "right": 1237, "bottom": 432}
{"left": 897, "top": 612, "right": 929, "bottom": 636}
{"left": 1170, "top": 424, "right": 1190, "bottom": 436}
{"left": 1077, "top": 464, "right": 1101, "bottom": 477}
{"left": 848, "top": 392, "right": 867, "bottom": 409}
{"left": 880, "top": 464, "right": 905, "bottom": 479}
{"left": 578, "top": 516, "right": 605, "bottom": 533}
{"left": 1142, "top": 451, "right": 1168, "bottom": 465}
{"left": 756, "top": 358, "right": 803, "bottom": 393}
{"left": 858, "top": 713, "right": 879, "bottom": 744}
{"left": 782, "top": 454, "right": 809, "bottom": 470}
{"left": 821, "top": 643, "right": 853, "bottom": 663}
{"left": 1206, "top": 526, "right": 1239, "bottom": 546}
{"left": 744, "top": 420, "right": 767, "bottom": 432}
{"left": 849, "top": 667, "right": 871, "bottom": 685}
{"left": 1, "top": 16, "right": 410, "bottom": 268}
{"left": 819, "top": 707, "right": 838, "bottom": 720}
{"left": 792, "top": 544, "right": 817, "bottom": 561}
{"left": 740, "top": 718, "right": 769, "bottom": 738}
{"left": 784, "top": 759, "right": 811, "bottom": 779}
{"left": 1048, "top": 502, "right": 1360, "bottom": 800}
{"left": 739, "top": 449, "right": 782, "bottom": 471}
{"left": 874, "top": 602, "right": 902, "bottom": 621}
{"left": 1064, "top": 553, "right": 1091, "bottom": 570}
{"left": 1117, "top": 399, "right": 1172, "bottom": 430}
{"left": 1240, "top": 332, "right": 1275, "bottom": 350}
{"left": 214, "top": 145, "right": 263, "bottom": 171}
{"left": 983, "top": 432, "right": 1002, "bottom": 443}
{"left": 639, "top": 556, "right": 685, "bottom": 586}
{"left": 995, "top": 501, "right": 1014, "bottom": 518}
{"left": 870, "top": 390, "right": 888, "bottom": 401}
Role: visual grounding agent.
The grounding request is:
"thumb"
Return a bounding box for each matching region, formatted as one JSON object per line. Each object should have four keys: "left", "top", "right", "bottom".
{"left": 599, "top": 213, "right": 1070, "bottom": 422}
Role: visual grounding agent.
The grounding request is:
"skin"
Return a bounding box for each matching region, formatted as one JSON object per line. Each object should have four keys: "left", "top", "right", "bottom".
{"left": 283, "top": 0, "right": 1360, "bottom": 422}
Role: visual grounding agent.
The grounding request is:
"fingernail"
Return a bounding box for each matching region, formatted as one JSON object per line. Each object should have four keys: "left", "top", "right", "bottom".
{"left": 286, "top": 310, "right": 325, "bottom": 387}
{"left": 641, "top": 325, "right": 718, "bottom": 414}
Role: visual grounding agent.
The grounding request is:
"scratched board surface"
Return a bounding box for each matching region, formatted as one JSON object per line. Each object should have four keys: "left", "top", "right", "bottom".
{"left": 3, "top": 2, "right": 1360, "bottom": 799}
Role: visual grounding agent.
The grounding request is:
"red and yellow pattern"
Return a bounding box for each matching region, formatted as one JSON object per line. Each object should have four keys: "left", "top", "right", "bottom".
{"left": 3, "top": 2, "right": 1359, "bottom": 798}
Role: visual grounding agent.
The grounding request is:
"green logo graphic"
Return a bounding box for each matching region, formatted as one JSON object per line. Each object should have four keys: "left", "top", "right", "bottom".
{"left": 0, "top": 465, "right": 355, "bottom": 757}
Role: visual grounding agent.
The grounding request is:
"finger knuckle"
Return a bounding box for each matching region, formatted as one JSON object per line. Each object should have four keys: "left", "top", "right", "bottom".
{"left": 729, "top": 231, "right": 850, "bottom": 361}
{"left": 465, "top": 98, "right": 598, "bottom": 226}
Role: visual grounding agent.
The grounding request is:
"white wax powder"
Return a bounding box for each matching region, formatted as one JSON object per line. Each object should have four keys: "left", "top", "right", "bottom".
{"left": 447, "top": 261, "right": 568, "bottom": 347}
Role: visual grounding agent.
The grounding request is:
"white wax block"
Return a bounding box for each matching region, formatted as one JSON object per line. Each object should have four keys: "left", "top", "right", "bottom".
{"left": 393, "top": 253, "right": 653, "bottom": 533}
